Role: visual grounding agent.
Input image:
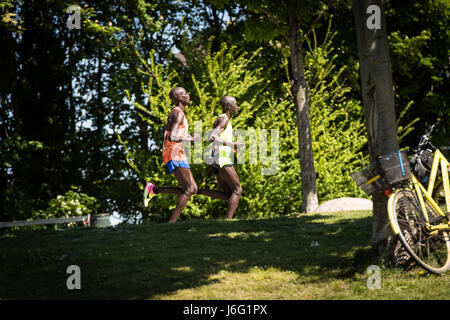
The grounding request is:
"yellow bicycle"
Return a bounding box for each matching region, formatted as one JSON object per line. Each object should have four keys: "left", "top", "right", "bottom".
{"left": 351, "top": 125, "right": 450, "bottom": 274}
{"left": 387, "top": 125, "right": 450, "bottom": 274}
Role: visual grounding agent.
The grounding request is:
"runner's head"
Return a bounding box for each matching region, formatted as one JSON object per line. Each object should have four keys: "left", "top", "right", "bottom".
{"left": 220, "top": 96, "right": 238, "bottom": 116}
{"left": 170, "top": 87, "right": 190, "bottom": 106}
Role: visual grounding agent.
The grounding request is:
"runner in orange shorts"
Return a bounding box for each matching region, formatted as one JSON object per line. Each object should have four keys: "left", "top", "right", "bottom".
{"left": 143, "top": 87, "right": 200, "bottom": 223}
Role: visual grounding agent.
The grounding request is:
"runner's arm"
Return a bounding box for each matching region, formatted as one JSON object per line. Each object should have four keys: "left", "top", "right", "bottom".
{"left": 209, "top": 116, "right": 243, "bottom": 149}
{"left": 168, "top": 110, "right": 198, "bottom": 142}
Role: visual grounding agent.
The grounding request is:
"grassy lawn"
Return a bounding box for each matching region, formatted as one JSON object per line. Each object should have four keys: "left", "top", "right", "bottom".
{"left": 1, "top": 210, "right": 449, "bottom": 300}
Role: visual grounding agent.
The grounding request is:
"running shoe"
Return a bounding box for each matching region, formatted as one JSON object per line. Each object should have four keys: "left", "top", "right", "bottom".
{"left": 143, "top": 182, "right": 156, "bottom": 207}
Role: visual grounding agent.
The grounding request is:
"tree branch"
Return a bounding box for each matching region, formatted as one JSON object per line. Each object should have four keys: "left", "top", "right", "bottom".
{"left": 303, "top": 0, "right": 340, "bottom": 40}
{"left": 259, "top": 7, "right": 290, "bottom": 43}
{"left": 136, "top": 107, "right": 163, "bottom": 126}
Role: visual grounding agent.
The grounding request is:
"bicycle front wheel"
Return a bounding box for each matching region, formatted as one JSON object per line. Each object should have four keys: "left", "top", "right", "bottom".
{"left": 389, "top": 188, "right": 450, "bottom": 274}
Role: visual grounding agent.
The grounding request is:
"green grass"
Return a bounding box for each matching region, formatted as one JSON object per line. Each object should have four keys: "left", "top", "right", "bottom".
{"left": 1, "top": 210, "right": 450, "bottom": 300}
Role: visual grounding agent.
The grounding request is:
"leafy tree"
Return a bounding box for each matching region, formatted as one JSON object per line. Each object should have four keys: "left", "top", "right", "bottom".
{"left": 1, "top": 0, "right": 81, "bottom": 220}
{"left": 238, "top": 0, "right": 345, "bottom": 213}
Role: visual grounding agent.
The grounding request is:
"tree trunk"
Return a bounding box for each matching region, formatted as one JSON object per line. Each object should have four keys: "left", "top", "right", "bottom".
{"left": 67, "top": 33, "right": 81, "bottom": 187}
{"left": 352, "top": 0, "right": 400, "bottom": 258}
{"left": 287, "top": 2, "right": 319, "bottom": 213}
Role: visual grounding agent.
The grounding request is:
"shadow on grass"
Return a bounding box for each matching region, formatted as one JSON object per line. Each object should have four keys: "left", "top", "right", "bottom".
{"left": 0, "top": 212, "right": 380, "bottom": 299}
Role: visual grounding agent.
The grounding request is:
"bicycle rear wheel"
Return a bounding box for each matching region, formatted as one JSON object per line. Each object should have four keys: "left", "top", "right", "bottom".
{"left": 390, "top": 188, "right": 450, "bottom": 274}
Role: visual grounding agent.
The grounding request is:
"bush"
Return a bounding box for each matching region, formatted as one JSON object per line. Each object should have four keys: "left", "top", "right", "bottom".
{"left": 34, "top": 186, "right": 100, "bottom": 228}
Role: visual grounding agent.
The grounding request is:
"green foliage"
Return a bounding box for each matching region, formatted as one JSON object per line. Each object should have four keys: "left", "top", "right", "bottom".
{"left": 305, "top": 23, "right": 368, "bottom": 201}
{"left": 1, "top": 134, "right": 51, "bottom": 221}
{"left": 389, "top": 30, "right": 434, "bottom": 76}
{"left": 185, "top": 43, "right": 299, "bottom": 219}
{"left": 5, "top": 186, "right": 100, "bottom": 231}
{"left": 241, "top": 97, "right": 303, "bottom": 215}
{"left": 120, "top": 26, "right": 369, "bottom": 221}
{"left": 188, "top": 43, "right": 267, "bottom": 128}
{"left": 397, "top": 100, "right": 420, "bottom": 148}
{"left": 119, "top": 43, "right": 282, "bottom": 221}
{"left": 385, "top": 0, "right": 449, "bottom": 147}
{"left": 40, "top": 186, "right": 100, "bottom": 221}
{"left": 3, "top": 0, "right": 446, "bottom": 225}
{"left": 244, "top": 17, "right": 288, "bottom": 43}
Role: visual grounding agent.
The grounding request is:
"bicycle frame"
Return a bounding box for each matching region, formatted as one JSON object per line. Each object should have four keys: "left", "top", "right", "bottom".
{"left": 411, "top": 175, "right": 449, "bottom": 232}
{"left": 426, "top": 149, "right": 450, "bottom": 213}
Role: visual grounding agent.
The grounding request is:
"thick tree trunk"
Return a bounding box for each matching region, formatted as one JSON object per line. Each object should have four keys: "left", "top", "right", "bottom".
{"left": 287, "top": 2, "right": 319, "bottom": 213}
{"left": 352, "top": 0, "right": 400, "bottom": 258}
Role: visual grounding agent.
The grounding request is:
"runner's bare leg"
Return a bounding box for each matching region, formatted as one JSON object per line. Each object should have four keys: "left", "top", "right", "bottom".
{"left": 168, "top": 167, "right": 198, "bottom": 223}
{"left": 197, "top": 188, "right": 228, "bottom": 201}
{"left": 154, "top": 175, "right": 228, "bottom": 202}
{"left": 157, "top": 186, "right": 183, "bottom": 195}
{"left": 218, "top": 166, "right": 242, "bottom": 219}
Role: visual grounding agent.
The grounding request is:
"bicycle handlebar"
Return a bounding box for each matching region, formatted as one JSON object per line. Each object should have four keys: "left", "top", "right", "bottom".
{"left": 414, "top": 123, "right": 438, "bottom": 153}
